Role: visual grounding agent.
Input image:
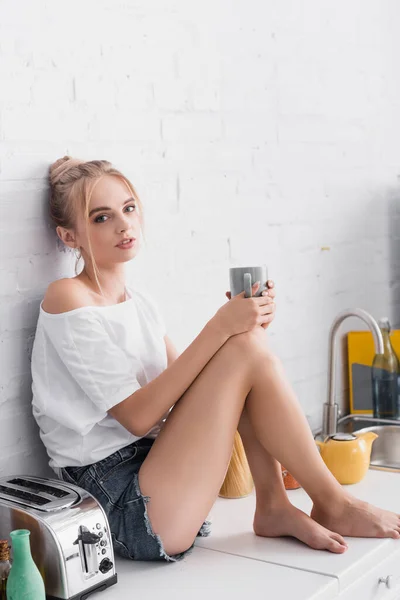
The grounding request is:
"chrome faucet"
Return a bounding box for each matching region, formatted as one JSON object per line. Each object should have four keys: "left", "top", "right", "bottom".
{"left": 322, "top": 308, "right": 384, "bottom": 439}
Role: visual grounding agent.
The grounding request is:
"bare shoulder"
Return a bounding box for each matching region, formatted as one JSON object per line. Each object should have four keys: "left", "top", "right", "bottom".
{"left": 41, "top": 278, "right": 91, "bottom": 315}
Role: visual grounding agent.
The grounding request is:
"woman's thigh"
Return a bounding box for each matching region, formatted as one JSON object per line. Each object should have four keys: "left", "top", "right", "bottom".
{"left": 59, "top": 437, "right": 211, "bottom": 562}
{"left": 137, "top": 330, "right": 272, "bottom": 556}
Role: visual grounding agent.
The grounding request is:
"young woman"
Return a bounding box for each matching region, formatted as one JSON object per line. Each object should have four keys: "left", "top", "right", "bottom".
{"left": 31, "top": 156, "right": 400, "bottom": 563}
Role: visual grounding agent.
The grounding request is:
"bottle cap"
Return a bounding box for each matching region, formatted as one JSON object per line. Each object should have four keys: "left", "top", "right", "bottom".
{"left": 378, "top": 317, "right": 391, "bottom": 332}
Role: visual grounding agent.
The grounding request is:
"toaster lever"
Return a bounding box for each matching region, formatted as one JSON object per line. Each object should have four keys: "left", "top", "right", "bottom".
{"left": 73, "top": 531, "right": 101, "bottom": 545}
{"left": 75, "top": 525, "right": 101, "bottom": 575}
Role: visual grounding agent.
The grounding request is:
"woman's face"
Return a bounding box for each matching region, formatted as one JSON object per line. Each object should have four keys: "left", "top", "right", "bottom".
{"left": 77, "top": 175, "right": 140, "bottom": 265}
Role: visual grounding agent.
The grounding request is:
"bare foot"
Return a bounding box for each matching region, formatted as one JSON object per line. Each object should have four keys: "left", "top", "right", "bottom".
{"left": 253, "top": 502, "right": 348, "bottom": 553}
{"left": 311, "top": 495, "right": 400, "bottom": 539}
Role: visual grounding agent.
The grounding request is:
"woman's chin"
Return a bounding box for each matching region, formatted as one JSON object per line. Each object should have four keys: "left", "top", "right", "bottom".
{"left": 114, "top": 248, "right": 139, "bottom": 262}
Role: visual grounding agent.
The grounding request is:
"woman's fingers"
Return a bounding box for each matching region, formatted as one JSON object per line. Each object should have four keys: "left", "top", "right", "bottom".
{"left": 259, "top": 281, "right": 276, "bottom": 329}
{"left": 226, "top": 280, "right": 276, "bottom": 302}
{"left": 254, "top": 295, "right": 274, "bottom": 305}
{"left": 263, "top": 280, "right": 276, "bottom": 299}
{"left": 262, "top": 302, "right": 275, "bottom": 315}
{"left": 260, "top": 308, "right": 275, "bottom": 327}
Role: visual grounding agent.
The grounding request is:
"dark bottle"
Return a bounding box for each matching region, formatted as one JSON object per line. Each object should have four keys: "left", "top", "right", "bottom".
{"left": 0, "top": 540, "right": 11, "bottom": 600}
{"left": 372, "top": 318, "right": 400, "bottom": 419}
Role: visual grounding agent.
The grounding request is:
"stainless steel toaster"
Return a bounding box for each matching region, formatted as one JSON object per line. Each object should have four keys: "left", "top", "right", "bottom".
{"left": 0, "top": 475, "right": 117, "bottom": 600}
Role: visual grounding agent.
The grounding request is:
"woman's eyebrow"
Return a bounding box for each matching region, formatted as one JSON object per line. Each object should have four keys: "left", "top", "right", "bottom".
{"left": 89, "top": 197, "right": 135, "bottom": 217}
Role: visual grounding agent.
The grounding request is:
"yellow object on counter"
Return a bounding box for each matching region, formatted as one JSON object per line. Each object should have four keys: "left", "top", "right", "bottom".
{"left": 316, "top": 431, "right": 378, "bottom": 485}
{"left": 348, "top": 329, "right": 400, "bottom": 414}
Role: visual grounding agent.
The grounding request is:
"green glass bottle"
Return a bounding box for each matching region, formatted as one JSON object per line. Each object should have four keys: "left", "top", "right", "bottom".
{"left": 372, "top": 318, "right": 400, "bottom": 419}
{"left": 6, "top": 530, "right": 45, "bottom": 600}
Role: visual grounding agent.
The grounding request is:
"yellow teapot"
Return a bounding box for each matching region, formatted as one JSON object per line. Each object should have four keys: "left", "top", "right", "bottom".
{"left": 315, "top": 432, "right": 378, "bottom": 484}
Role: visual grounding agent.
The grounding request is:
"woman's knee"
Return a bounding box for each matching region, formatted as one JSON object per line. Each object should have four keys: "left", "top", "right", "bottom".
{"left": 226, "top": 328, "right": 276, "bottom": 361}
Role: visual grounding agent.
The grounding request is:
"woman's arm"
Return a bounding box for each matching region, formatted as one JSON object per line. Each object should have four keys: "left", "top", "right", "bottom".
{"left": 164, "top": 334, "right": 180, "bottom": 367}
{"left": 108, "top": 319, "right": 229, "bottom": 436}
{"left": 147, "top": 335, "right": 180, "bottom": 430}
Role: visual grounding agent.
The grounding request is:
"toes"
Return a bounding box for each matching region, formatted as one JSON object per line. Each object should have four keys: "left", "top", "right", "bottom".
{"left": 392, "top": 530, "right": 400, "bottom": 539}
{"left": 327, "top": 539, "right": 347, "bottom": 554}
{"left": 331, "top": 532, "right": 348, "bottom": 547}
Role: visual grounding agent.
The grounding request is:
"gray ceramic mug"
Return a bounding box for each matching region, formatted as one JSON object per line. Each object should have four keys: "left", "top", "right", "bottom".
{"left": 229, "top": 265, "right": 268, "bottom": 298}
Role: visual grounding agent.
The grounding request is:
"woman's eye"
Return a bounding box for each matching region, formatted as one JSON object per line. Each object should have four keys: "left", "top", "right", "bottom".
{"left": 94, "top": 204, "right": 136, "bottom": 223}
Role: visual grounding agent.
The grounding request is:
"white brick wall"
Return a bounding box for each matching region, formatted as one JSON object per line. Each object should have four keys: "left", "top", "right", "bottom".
{"left": 1, "top": 0, "right": 400, "bottom": 476}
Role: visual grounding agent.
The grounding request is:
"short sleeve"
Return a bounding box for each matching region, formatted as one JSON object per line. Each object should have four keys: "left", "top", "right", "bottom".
{"left": 41, "top": 311, "right": 142, "bottom": 412}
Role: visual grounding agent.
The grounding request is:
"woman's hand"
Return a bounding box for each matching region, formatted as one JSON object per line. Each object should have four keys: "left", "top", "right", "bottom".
{"left": 225, "top": 279, "right": 276, "bottom": 330}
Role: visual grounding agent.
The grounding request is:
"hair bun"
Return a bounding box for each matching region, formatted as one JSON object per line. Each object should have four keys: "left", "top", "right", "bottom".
{"left": 49, "top": 155, "right": 83, "bottom": 187}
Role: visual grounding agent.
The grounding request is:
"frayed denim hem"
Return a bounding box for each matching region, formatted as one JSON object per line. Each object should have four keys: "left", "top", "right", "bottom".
{"left": 197, "top": 519, "right": 212, "bottom": 537}
{"left": 132, "top": 472, "right": 212, "bottom": 562}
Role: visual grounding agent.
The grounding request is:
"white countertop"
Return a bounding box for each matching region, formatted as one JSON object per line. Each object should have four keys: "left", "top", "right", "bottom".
{"left": 100, "top": 548, "right": 338, "bottom": 600}
{"left": 197, "top": 469, "right": 400, "bottom": 591}
{"left": 93, "top": 469, "right": 400, "bottom": 599}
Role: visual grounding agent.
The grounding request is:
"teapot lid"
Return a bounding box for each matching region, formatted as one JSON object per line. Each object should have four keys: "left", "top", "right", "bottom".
{"left": 329, "top": 433, "right": 357, "bottom": 441}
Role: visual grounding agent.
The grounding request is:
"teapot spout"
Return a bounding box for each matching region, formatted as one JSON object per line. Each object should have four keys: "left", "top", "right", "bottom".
{"left": 358, "top": 431, "right": 379, "bottom": 449}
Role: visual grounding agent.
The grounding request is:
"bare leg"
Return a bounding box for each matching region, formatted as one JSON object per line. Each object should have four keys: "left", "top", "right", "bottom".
{"left": 139, "top": 330, "right": 400, "bottom": 559}
{"left": 237, "top": 405, "right": 288, "bottom": 507}
{"left": 138, "top": 330, "right": 347, "bottom": 556}
{"left": 237, "top": 406, "right": 348, "bottom": 551}
{"left": 244, "top": 353, "right": 400, "bottom": 540}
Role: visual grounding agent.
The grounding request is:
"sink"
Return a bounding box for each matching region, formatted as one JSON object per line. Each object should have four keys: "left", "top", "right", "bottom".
{"left": 314, "top": 414, "right": 400, "bottom": 473}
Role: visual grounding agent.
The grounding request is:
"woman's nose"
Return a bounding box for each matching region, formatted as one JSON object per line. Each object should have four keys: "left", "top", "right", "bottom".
{"left": 118, "top": 213, "right": 132, "bottom": 230}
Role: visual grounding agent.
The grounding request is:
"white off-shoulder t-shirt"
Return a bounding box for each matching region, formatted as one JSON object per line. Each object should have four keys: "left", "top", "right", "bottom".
{"left": 31, "top": 283, "right": 169, "bottom": 475}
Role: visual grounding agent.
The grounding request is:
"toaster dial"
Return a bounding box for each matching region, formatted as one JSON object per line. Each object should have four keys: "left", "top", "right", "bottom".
{"left": 74, "top": 525, "right": 101, "bottom": 574}
{"left": 99, "top": 557, "right": 114, "bottom": 574}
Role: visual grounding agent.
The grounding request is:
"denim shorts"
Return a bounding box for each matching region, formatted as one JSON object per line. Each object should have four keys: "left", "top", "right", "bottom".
{"left": 59, "top": 437, "right": 212, "bottom": 562}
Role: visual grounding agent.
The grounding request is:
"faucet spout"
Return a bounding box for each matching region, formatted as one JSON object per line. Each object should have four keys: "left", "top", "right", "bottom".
{"left": 322, "top": 308, "right": 384, "bottom": 438}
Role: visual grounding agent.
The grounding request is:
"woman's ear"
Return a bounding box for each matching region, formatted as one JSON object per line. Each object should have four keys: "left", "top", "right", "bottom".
{"left": 56, "top": 226, "right": 76, "bottom": 249}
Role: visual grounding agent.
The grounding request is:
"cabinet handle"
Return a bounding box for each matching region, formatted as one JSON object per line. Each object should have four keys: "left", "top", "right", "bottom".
{"left": 378, "top": 575, "right": 394, "bottom": 589}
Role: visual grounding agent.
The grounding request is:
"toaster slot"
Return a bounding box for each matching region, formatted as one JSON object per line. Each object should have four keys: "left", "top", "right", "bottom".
{"left": 8, "top": 478, "right": 70, "bottom": 499}
{"left": 0, "top": 476, "right": 79, "bottom": 511}
{"left": 0, "top": 484, "right": 50, "bottom": 505}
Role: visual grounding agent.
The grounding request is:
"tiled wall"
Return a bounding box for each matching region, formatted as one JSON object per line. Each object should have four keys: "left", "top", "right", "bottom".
{"left": 1, "top": 0, "right": 400, "bottom": 476}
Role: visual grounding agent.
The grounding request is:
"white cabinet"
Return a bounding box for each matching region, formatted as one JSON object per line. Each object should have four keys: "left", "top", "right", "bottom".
{"left": 338, "top": 544, "right": 400, "bottom": 600}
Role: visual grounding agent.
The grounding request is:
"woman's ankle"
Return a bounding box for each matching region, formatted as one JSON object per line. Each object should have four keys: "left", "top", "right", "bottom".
{"left": 311, "top": 488, "right": 352, "bottom": 515}
{"left": 255, "top": 491, "right": 292, "bottom": 512}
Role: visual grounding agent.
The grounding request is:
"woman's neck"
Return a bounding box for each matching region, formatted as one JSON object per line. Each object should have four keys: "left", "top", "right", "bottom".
{"left": 76, "top": 272, "right": 127, "bottom": 304}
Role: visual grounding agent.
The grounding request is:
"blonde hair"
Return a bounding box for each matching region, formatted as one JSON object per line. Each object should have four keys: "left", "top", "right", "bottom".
{"left": 48, "top": 156, "right": 145, "bottom": 296}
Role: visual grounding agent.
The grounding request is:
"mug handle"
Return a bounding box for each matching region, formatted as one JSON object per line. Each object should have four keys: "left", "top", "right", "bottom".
{"left": 244, "top": 273, "right": 252, "bottom": 298}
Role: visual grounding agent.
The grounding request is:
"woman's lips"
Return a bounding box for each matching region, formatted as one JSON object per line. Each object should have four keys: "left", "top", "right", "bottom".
{"left": 116, "top": 238, "right": 136, "bottom": 249}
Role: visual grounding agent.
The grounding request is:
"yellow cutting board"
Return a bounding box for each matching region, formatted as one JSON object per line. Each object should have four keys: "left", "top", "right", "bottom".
{"left": 348, "top": 330, "right": 400, "bottom": 414}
